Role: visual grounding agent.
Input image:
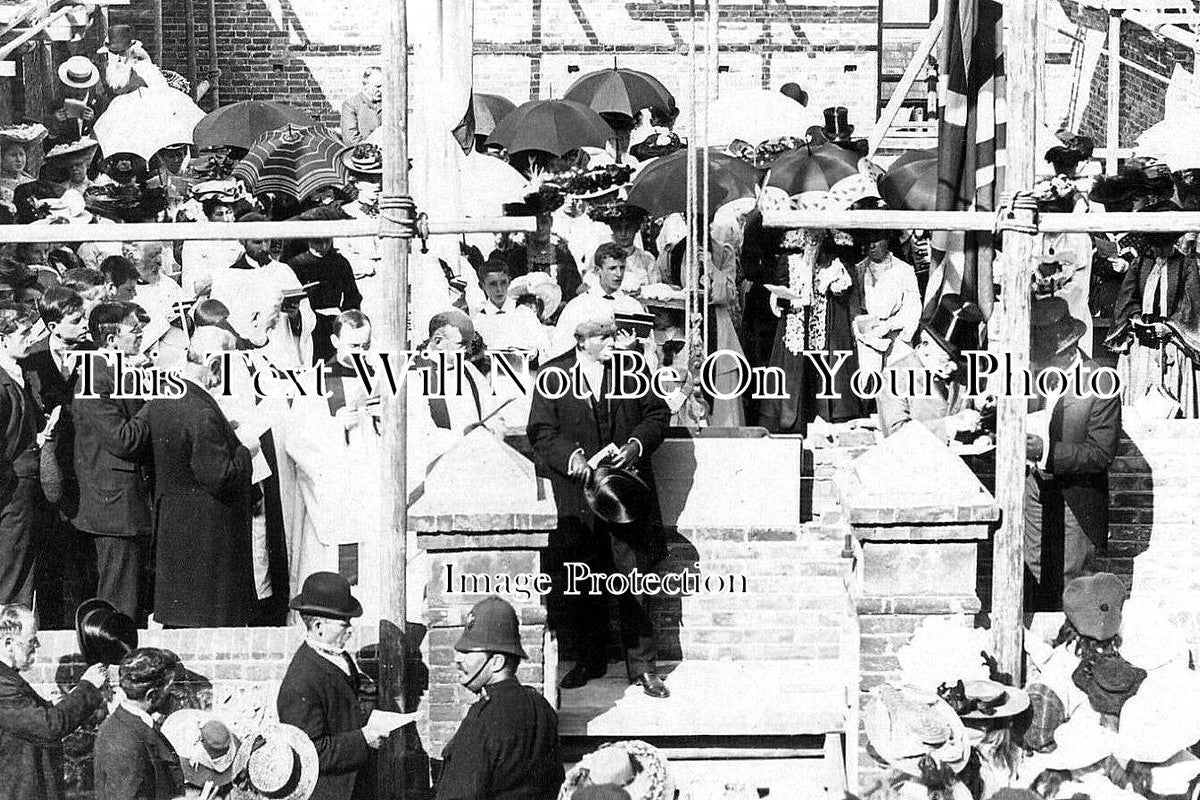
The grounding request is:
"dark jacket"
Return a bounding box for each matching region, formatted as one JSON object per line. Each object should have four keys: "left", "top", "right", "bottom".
{"left": 1111, "top": 250, "right": 1200, "bottom": 349}
{"left": 0, "top": 366, "right": 41, "bottom": 484}
{"left": 93, "top": 705, "right": 184, "bottom": 800}
{"left": 133, "top": 381, "right": 255, "bottom": 627}
{"left": 526, "top": 349, "right": 670, "bottom": 556}
{"left": 277, "top": 642, "right": 372, "bottom": 800}
{"left": 0, "top": 662, "right": 102, "bottom": 800}
{"left": 1034, "top": 357, "right": 1121, "bottom": 550}
{"left": 70, "top": 357, "right": 151, "bottom": 537}
{"left": 436, "top": 678, "right": 564, "bottom": 800}
{"left": 286, "top": 249, "right": 363, "bottom": 314}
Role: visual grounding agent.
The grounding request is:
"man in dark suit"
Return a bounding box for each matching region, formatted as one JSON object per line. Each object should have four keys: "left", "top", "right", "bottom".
{"left": 70, "top": 302, "right": 152, "bottom": 619}
{"left": 132, "top": 326, "right": 257, "bottom": 627}
{"left": 527, "top": 317, "right": 671, "bottom": 698}
{"left": 93, "top": 647, "right": 185, "bottom": 800}
{"left": 878, "top": 294, "right": 986, "bottom": 443}
{"left": 0, "top": 303, "right": 44, "bottom": 606}
{"left": 0, "top": 603, "right": 107, "bottom": 800}
{"left": 286, "top": 238, "right": 362, "bottom": 365}
{"left": 1024, "top": 297, "right": 1121, "bottom": 611}
{"left": 437, "top": 596, "right": 564, "bottom": 800}
{"left": 277, "top": 572, "right": 386, "bottom": 800}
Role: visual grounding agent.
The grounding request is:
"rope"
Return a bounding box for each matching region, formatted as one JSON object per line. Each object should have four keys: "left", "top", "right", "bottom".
{"left": 378, "top": 194, "right": 430, "bottom": 252}
{"left": 993, "top": 190, "right": 1040, "bottom": 235}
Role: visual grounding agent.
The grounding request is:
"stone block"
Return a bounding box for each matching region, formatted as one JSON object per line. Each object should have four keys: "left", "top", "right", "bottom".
{"left": 860, "top": 541, "right": 979, "bottom": 596}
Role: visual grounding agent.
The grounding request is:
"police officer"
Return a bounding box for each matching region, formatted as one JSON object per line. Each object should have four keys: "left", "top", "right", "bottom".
{"left": 437, "top": 596, "right": 565, "bottom": 800}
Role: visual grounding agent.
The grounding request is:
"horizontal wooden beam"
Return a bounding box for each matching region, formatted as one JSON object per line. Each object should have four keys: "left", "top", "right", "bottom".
{"left": 763, "top": 208, "right": 1200, "bottom": 234}
{"left": 0, "top": 216, "right": 537, "bottom": 244}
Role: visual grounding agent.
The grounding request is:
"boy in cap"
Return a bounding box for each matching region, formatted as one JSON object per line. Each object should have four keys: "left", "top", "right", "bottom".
{"left": 437, "top": 596, "right": 564, "bottom": 800}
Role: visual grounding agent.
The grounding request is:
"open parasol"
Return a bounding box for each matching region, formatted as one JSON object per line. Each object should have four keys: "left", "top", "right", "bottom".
{"left": 878, "top": 148, "right": 939, "bottom": 211}
{"left": 233, "top": 125, "right": 348, "bottom": 201}
{"left": 706, "top": 90, "right": 821, "bottom": 147}
{"left": 93, "top": 85, "right": 206, "bottom": 162}
{"left": 765, "top": 142, "right": 862, "bottom": 195}
{"left": 564, "top": 67, "right": 675, "bottom": 122}
{"left": 486, "top": 99, "right": 613, "bottom": 157}
{"left": 193, "top": 100, "right": 316, "bottom": 151}
{"left": 625, "top": 148, "right": 761, "bottom": 220}
{"left": 472, "top": 93, "right": 517, "bottom": 137}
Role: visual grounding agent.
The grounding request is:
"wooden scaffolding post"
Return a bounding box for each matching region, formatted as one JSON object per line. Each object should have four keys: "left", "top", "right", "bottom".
{"left": 993, "top": 0, "right": 1040, "bottom": 680}
{"left": 1107, "top": 11, "right": 1121, "bottom": 173}
{"left": 378, "top": 0, "right": 410, "bottom": 795}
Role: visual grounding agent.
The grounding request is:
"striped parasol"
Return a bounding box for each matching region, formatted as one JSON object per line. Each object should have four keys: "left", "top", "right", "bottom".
{"left": 233, "top": 125, "right": 348, "bottom": 201}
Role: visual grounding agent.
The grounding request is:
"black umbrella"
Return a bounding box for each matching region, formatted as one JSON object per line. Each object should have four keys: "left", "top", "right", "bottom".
{"left": 878, "top": 149, "right": 939, "bottom": 211}
{"left": 193, "top": 100, "right": 316, "bottom": 151}
{"left": 486, "top": 99, "right": 613, "bottom": 157}
{"left": 764, "top": 142, "right": 860, "bottom": 195}
{"left": 472, "top": 93, "right": 517, "bottom": 137}
{"left": 626, "top": 148, "right": 761, "bottom": 220}
{"left": 564, "top": 67, "right": 675, "bottom": 122}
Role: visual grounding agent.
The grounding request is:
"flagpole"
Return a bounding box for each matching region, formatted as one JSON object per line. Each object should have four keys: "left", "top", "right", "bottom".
{"left": 993, "top": 0, "right": 1039, "bottom": 679}
{"left": 378, "top": 0, "right": 410, "bottom": 793}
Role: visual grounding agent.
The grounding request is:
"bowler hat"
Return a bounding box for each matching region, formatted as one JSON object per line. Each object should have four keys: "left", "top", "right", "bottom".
{"left": 1030, "top": 296, "right": 1087, "bottom": 362}
{"left": 585, "top": 465, "right": 651, "bottom": 525}
{"left": 75, "top": 597, "right": 138, "bottom": 665}
{"left": 289, "top": 571, "right": 363, "bottom": 619}
{"left": 822, "top": 106, "right": 854, "bottom": 141}
{"left": 1063, "top": 572, "right": 1126, "bottom": 641}
{"left": 58, "top": 55, "right": 99, "bottom": 89}
{"left": 922, "top": 294, "right": 985, "bottom": 362}
{"left": 454, "top": 595, "right": 527, "bottom": 659}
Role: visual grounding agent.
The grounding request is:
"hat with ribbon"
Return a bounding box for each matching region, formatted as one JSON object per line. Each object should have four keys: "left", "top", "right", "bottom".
{"left": 937, "top": 678, "right": 1030, "bottom": 721}
{"left": 584, "top": 465, "right": 652, "bottom": 525}
{"left": 340, "top": 143, "right": 382, "bottom": 176}
{"left": 288, "top": 571, "right": 362, "bottom": 620}
{"left": 1030, "top": 296, "right": 1088, "bottom": 362}
{"left": 1115, "top": 668, "right": 1200, "bottom": 765}
{"left": 454, "top": 595, "right": 527, "bottom": 659}
{"left": 922, "top": 294, "right": 985, "bottom": 363}
{"left": 161, "top": 709, "right": 242, "bottom": 788}
{"left": 557, "top": 740, "right": 674, "bottom": 800}
{"left": 1063, "top": 573, "right": 1127, "bottom": 641}
{"left": 75, "top": 597, "right": 138, "bottom": 666}
{"left": 0, "top": 123, "right": 48, "bottom": 149}
{"left": 191, "top": 178, "right": 247, "bottom": 205}
{"left": 229, "top": 723, "right": 318, "bottom": 800}
{"left": 864, "top": 685, "right": 970, "bottom": 776}
{"left": 58, "top": 56, "right": 99, "bottom": 89}
{"left": 507, "top": 271, "right": 562, "bottom": 322}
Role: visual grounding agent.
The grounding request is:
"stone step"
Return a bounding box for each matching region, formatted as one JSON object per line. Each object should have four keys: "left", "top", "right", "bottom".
{"left": 557, "top": 659, "right": 849, "bottom": 737}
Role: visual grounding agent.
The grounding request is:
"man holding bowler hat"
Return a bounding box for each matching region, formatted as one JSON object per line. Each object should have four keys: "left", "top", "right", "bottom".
{"left": 436, "top": 595, "right": 564, "bottom": 800}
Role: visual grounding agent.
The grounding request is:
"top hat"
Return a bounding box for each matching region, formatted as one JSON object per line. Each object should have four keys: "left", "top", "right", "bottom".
{"left": 1063, "top": 572, "right": 1126, "bottom": 641}
{"left": 288, "top": 571, "right": 362, "bottom": 619}
{"left": 105, "top": 24, "right": 135, "bottom": 53}
{"left": 340, "top": 143, "right": 382, "bottom": 176}
{"left": 75, "top": 598, "right": 138, "bottom": 665}
{"left": 822, "top": 106, "right": 854, "bottom": 141}
{"left": 161, "top": 709, "right": 242, "bottom": 788}
{"left": 229, "top": 723, "right": 319, "bottom": 800}
{"left": 584, "top": 465, "right": 651, "bottom": 525}
{"left": 922, "top": 294, "right": 985, "bottom": 362}
{"left": 454, "top": 595, "right": 527, "bottom": 659}
{"left": 1030, "top": 296, "right": 1087, "bottom": 362}
{"left": 58, "top": 56, "right": 99, "bottom": 89}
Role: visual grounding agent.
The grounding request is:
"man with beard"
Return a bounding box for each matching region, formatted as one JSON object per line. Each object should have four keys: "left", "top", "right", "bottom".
{"left": 527, "top": 316, "right": 671, "bottom": 698}
{"left": 93, "top": 647, "right": 186, "bottom": 800}
{"left": 69, "top": 302, "right": 152, "bottom": 619}
{"left": 278, "top": 572, "right": 397, "bottom": 800}
{"left": 437, "top": 596, "right": 564, "bottom": 800}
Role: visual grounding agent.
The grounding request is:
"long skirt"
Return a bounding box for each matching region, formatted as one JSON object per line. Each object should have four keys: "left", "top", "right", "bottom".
{"left": 1118, "top": 341, "right": 1200, "bottom": 419}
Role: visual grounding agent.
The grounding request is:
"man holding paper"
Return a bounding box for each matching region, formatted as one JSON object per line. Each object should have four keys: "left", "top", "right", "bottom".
{"left": 278, "top": 572, "right": 413, "bottom": 800}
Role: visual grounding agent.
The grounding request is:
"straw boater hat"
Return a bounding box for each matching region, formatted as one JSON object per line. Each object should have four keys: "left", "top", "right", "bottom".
{"left": 340, "top": 143, "right": 382, "bottom": 176}
{"left": 558, "top": 740, "right": 674, "bottom": 800}
{"left": 507, "top": 271, "right": 562, "bottom": 321}
{"left": 864, "top": 685, "right": 971, "bottom": 776}
{"left": 161, "top": 709, "right": 242, "bottom": 788}
{"left": 229, "top": 723, "right": 318, "bottom": 800}
{"left": 938, "top": 678, "right": 1030, "bottom": 721}
{"left": 43, "top": 137, "right": 98, "bottom": 163}
{"left": 58, "top": 55, "right": 99, "bottom": 89}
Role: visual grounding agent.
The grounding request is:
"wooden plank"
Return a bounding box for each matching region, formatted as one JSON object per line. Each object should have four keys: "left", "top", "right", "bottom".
{"left": 762, "top": 209, "right": 1200, "bottom": 233}
{"left": 1107, "top": 12, "right": 1121, "bottom": 173}
{"left": 868, "top": 10, "right": 944, "bottom": 156}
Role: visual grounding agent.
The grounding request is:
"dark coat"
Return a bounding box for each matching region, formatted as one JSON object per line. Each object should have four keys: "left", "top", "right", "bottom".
{"left": 1111, "top": 250, "right": 1200, "bottom": 334}
{"left": 0, "top": 366, "right": 41, "bottom": 484}
{"left": 93, "top": 705, "right": 184, "bottom": 800}
{"left": 0, "top": 662, "right": 102, "bottom": 800}
{"left": 436, "top": 678, "right": 564, "bottom": 800}
{"left": 1034, "top": 357, "right": 1121, "bottom": 551}
{"left": 277, "top": 642, "right": 372, "bottom": 800}
{"left": 134, "top": 381, "right": 255, "bottom": 627}
{"left": 526, "top": 349, "right": 670, "bottom": 556}
{"left": 69, "top": 358, "right": 151, "bottom": 537}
